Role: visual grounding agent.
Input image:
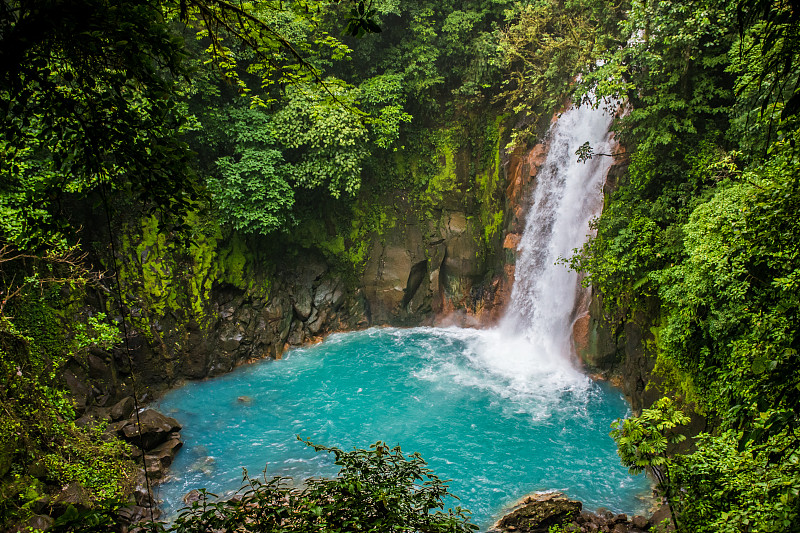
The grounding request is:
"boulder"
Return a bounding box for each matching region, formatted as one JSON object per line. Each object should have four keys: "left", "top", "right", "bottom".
{"left": 20, "top": 514, "right": 54, "bottom": 532}
{"left": 147, "top": 438, "right": 183, "bottom": 469}
{"left": 133, "top": 475, "right": 154, "bottom": 507}
{"left": 496, "top": 492, "right": 582, "bottom": 533}
{"left": 110, "top": 397, "right": 136, "bottom": 421}
{"left": 183, "top": 488, "right": 206, "bottom": 505}
{"left": 63, "top": 369, "right": 91, "bottom": 414}
{"left": 631, "top": 515, "right": 649, "bottom": 530}
{"left": 117, "top": 505, "right": 158, "bottom": 526}
{"left": 649, "top": 504, "right": 675, "bottom": 532}
{"left": 52, "top": 482, "right": 91, "bottom": 511}
{"left": 119, "top": 410, "right": 181, "bottom": 451}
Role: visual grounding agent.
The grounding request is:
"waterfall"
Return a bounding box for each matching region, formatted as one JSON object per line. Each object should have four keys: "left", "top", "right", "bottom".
{"left": 499, "top": 103, "right": 615, "bottom": 359}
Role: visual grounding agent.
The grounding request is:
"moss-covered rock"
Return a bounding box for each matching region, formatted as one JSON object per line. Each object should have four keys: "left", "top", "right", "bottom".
{"left": 496, "top": 492, "right": 582, "bottom": 533}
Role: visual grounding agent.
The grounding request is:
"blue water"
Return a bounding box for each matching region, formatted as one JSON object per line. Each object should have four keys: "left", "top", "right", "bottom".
{"left": 153, "top": 327, "right": 651, "bottom": 528}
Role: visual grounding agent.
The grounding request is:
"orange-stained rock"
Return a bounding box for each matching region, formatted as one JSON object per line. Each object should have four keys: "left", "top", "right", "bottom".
{"left": 503, "top": 233, "right": 521, "bottom": 250}
{"left": 572, "top": 312, "right": 591, "bottom": 359}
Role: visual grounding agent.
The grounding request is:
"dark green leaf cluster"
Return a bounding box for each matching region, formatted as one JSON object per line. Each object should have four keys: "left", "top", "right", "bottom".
{"left": 1, "top": 0, "right": 199, "bottom": 250}
{"left": 610, "top": 398, "right": 689, "bottom": 531}
{"left": 672, "top": 425, "right": 800, "bottom": 533}
{"left": 149, "top": 439, "right": 476, "bottom": 533}
{"left": 610, "top": 397, "right": 690, "bottom": 477}
{"left": 577, "top": 0, "right": 800, "bottom": 531}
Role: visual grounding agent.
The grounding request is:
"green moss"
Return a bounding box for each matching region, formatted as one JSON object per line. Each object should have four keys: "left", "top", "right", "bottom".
{"left": 0, "top": 317, "right": 137, "bottom": 527}
{"left": 425, "top": 147, "right": 458, "bottom": 205}
{"left": 648, "top": 321, "right": 703, "bottom": 413}
{"left": 344, "top": 201, "right": 397, "bottom": 271}
{"left": 474, "top": 115, "right": 506, "bottom": 246}
{"left": 217, "top": 233, "right": 248, "bottom": 288}
{"left": 418, "top": 128, "right": 461, "bottom": 210}
{"left": 116, "top": 211, "right": 276, "bottom": 332}
{"left": 484, "top": 210, "right": 504, "bottom": 243}
{"left": 0, "top": 412, "right": 21, "bottom": 478}
{"left": 124, "top": 215, "right": 178, "bottom": 321}
{"left": 187, "top": 212, "right": 224, "bottom": 320}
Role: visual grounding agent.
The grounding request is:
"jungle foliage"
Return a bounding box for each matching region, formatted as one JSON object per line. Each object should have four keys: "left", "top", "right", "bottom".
{"left": 153, "top": 440, "right": 476, "bottom": 533}
{"left": 572, "top": 0, "right": 800, "bottom": 531}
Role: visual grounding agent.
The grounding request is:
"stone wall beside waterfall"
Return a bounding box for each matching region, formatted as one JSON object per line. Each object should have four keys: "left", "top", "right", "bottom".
{"left": 66, "top": 110, "right": 552, "bottom": 409}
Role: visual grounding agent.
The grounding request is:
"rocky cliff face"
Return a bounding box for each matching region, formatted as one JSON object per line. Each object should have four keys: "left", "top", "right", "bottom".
{"left": 66, "top": 111, "right": 560, "bottom": 409}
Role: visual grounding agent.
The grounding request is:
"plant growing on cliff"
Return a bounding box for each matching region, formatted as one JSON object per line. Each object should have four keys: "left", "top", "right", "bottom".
{"left": 611, "top": 397, "right": 690, "bottom": 532}
{"left": 670, "top": 425, "right": 800, "bottom": 533}
{"left": 0, "top": 322, "right": 137, "bottom": 529}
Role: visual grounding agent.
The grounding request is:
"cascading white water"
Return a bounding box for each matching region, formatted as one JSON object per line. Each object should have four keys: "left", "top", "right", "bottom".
{"left": 499, "top": 103, "right": 615, "bottom": 357}
{"left": 456, "top": 101, "right": 617, "bottom": 412}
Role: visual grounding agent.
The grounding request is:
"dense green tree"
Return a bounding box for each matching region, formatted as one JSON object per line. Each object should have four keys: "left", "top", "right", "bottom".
{"left": 611, "top": 397, "right": 690, "bottom": 532}
{"left": 574, "top": 1, "right": 800, "bottom": 531}
{"left": 146, "top": 440, "right": 477, "bottom": 533}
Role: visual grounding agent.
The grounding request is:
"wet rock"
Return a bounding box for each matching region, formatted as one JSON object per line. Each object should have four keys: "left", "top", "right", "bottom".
{"left": 649, "top": 504, "right": 675, "bottom": 531}
{"left": 74, "top": 413, "right": 100, "bottom": 429}
{"left": 496, "top": 492, "right": 582, "bottom": 533}
{"left": 110, "top": 396, "right": 136, "bottom": 421}
{"left": 133, "top": 474, "right": 154, "bottom": 507}
{"left": 105, "top": 418, "right": 129, "bottom": 435}
{"left": 119, "top": 409, "right": 181, "bottom": 450}
{"left": 220, "top": 330, "right": 243, "bottom": 352}
{"left": 503, "top": 233, "right": 522, "bottom": 251}
{"left": 331, "top": 285, "right": 346, "bottom": 310}
{"left": 286, "top": 321, "right": 305, "bottom": 346}
{"left": 86, "top": 405, "right": 112, "bottom": 421}
{"left": 181, "top": 347, "right": 209, "bottom": 379}
{"left": 291, "top": 288, "right": 313, "bottom": 321}
{"left": 53, "top": 482, "right": 91, "bottom": 511}
{"left": 631, "top": 515, "right": 649, "bottom": 530}
{"left": 20, "top": 514, "right": 54, "bottom": 532}
{"left": 237, "top": 395, "right": 252, "bottom": 404}
{"left": 183, "top": 489, "right": 206, "bottom": 505}
{"left": 313, "top": 278, "right": 336, "bottom": 307}
{"left": 146, "top": 438, "right": 183, "bottom": 471}
{"left": 188, "top": 455, "right": 216, "bottom": 476}
{"left": 307, "top": 308, "right": 327, "bottom": 334}
{"left": 118, "top": 505, "right": 159, "bottom": 526}
{"left": 145, "top": 459, "right": 166, "bottom": 480}
{"left": 597, "top": 509, "right": 615, "bottom": 522}
{"left": 87, "top": 353, "right": 112, "bottom": 380}
{"left": 612, "top": 523, "right": 629, "bottom": 533}
{"left": 63, "top": 369, "right": 91, "bottom": 414}
{"left": 123, "top": 444, "right": 143, "bottom": 461}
